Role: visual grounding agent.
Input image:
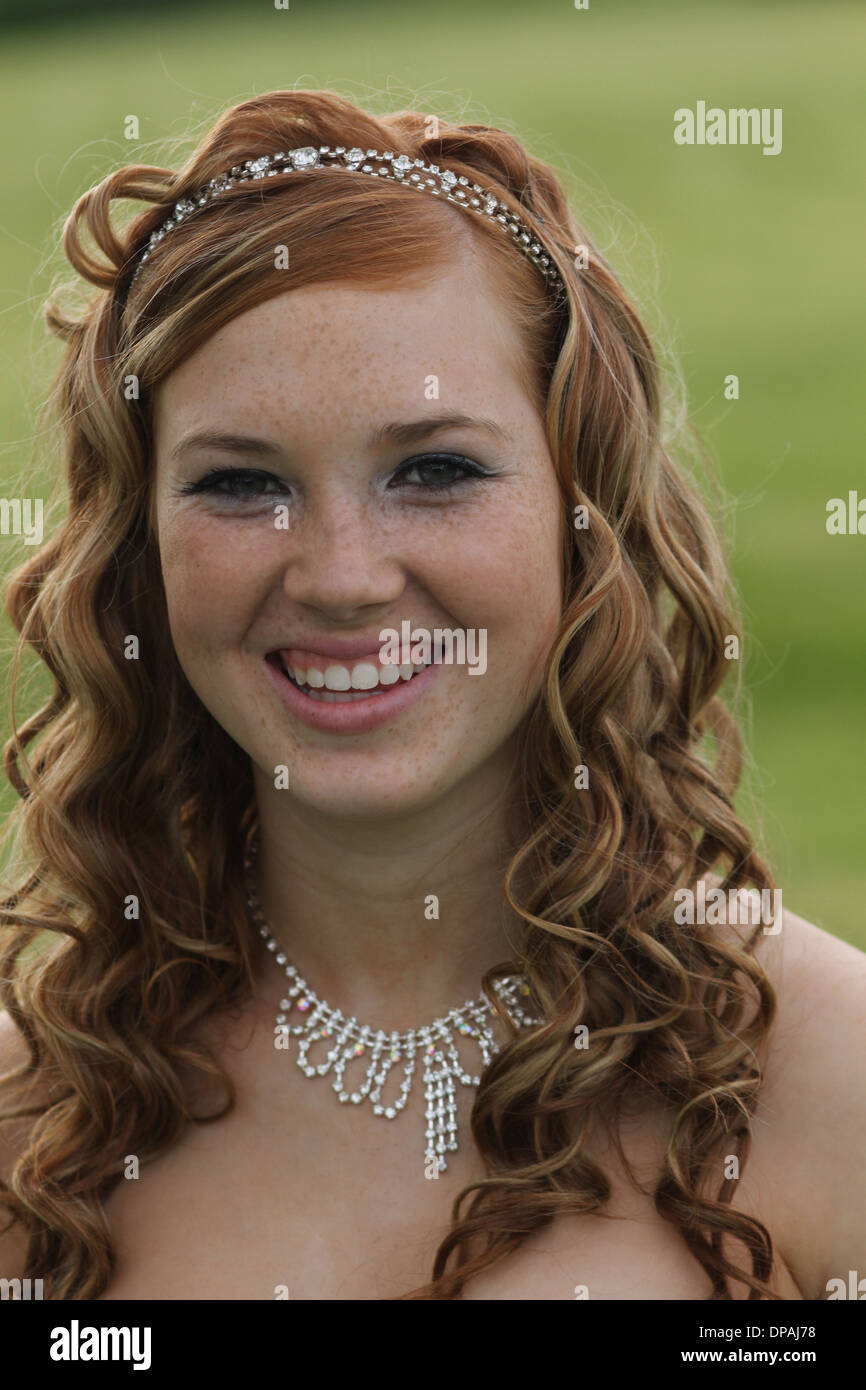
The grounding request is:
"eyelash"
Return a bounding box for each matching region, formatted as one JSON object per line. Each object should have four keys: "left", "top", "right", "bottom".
{"left": 179, "top": 453, "right": 494, "bottom": 502}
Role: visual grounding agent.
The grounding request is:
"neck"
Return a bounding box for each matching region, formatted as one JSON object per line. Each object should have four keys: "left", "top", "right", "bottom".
{"left": 248, "top": 761, "right": 528, "bottom": 1032}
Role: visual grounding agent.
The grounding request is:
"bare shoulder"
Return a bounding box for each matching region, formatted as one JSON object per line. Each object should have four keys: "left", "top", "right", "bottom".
{"left": 729, "top": 896, "right": 866, "bottom": 1298}
{"left": 0, "top": 1008, "right": 39, "bottom": 1279}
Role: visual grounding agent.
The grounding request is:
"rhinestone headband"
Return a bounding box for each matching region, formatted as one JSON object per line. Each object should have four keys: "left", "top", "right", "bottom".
{"left": 129, "top": 143, "right": 563, "bottom": 288}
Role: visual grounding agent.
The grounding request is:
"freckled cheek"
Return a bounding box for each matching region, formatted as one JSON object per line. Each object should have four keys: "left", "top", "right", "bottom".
{"left": 157, "top": 518, "right": 275, "bottom": 658}
{"left": 428, "top": 510, "right": 561, "bottom": 670}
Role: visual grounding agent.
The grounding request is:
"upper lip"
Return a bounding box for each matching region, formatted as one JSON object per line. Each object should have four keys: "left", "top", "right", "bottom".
{"left": 267, "top": 634, "right": 404, "bottom": 662}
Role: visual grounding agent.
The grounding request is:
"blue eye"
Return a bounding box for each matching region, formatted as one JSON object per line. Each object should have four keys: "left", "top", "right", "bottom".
{"left": 391, "top": 453, "right": 491, "bottom": 493}
{"left": 178, "top": 454, "right": 495, "bottom": 504}
{"left": 179, "top": 469, "right": 286, "bottom": 499}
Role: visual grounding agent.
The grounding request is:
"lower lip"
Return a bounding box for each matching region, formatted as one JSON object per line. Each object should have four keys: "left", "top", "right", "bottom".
{"left": 263, "top": 656, "right": 443, "bottom": 733}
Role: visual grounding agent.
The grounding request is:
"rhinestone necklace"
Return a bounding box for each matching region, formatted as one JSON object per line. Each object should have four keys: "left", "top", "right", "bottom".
{"left": 243, "top": 836, "right": 542, "bottom": 1174}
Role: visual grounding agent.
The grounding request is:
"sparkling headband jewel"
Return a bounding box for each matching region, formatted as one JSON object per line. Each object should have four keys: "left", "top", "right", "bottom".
{"left": 129, "top": 143, "right": 563, "bottom": 288}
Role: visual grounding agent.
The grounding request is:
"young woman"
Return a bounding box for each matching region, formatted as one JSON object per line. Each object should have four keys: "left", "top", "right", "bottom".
{"left": 0, "top": 88, "right": 863, "bottom": 1301}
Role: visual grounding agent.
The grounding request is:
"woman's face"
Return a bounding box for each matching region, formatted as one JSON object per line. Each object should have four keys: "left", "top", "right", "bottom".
{"left": 153, "top": 255, "right": 564, "bottom": 818}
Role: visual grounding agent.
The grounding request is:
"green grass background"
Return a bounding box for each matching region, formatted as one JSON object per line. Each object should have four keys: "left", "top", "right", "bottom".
{"left": 0, "top": 0, "right": 863, "bottom": 946}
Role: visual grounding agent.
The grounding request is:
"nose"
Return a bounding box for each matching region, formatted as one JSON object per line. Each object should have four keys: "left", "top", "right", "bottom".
{"left": 280, "top": 489, "right": 406, "bottom": 616}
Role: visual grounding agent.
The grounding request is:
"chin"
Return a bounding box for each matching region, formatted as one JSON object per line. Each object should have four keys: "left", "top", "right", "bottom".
{"left": 256, "top": 769, "right": 444, "bottom": 821}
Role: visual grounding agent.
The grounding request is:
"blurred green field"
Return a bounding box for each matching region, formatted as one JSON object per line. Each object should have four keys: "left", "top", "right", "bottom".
{"left": 0, "top": 0, "right": 863, "bottom": 945}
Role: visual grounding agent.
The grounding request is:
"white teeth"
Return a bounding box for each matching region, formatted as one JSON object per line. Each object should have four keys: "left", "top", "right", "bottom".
{"left": 275, "top": 647, "right": 434, "bottom": 708}
{"left": 349, "top": 662, "right": 380, "bottom": 691}
{"left": 323, "top": 664, "right": 352, "bottom": 691}
{"left": 281, "top": 655, "right": 430, "bottom": 692}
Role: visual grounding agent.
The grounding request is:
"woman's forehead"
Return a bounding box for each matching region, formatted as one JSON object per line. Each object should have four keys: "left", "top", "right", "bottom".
{"left": 153, "top": 270, "right": 531, "bottom": 433}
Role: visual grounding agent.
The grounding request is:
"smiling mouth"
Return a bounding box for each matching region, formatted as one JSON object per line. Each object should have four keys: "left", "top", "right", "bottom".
{"left": 267, "top": 652, "right": 432, "bottom": 703}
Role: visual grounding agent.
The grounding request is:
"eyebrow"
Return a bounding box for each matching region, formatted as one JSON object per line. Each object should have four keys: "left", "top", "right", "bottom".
{"left": 369, "top": 414, "right": 512, "bottom": 448}
{"left": 169, "top": 413, "right": 512, "bottom": 462}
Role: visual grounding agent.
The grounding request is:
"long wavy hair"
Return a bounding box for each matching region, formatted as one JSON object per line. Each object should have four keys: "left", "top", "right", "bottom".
{"left": 0, "top": 88, "right": 779, "bottom": 1300}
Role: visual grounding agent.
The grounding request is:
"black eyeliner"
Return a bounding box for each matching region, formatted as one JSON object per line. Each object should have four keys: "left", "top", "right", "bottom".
{"left": 176, "top": 452, "right": 500, "bottom": 501}
{"left": 176, "top": 466, "right": 284, "bottom": 496}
